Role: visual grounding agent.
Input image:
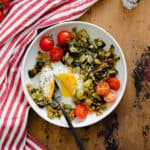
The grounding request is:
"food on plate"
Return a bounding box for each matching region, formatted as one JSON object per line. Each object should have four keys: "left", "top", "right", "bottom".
{"left": 40, "top": 66, "right": 55, "bottom": 102}
{"left": 96, "top": 81, "right": 110, "bottom": 96}
{"left": 107, "top": 77, "right": 120, "bottom": 90}
{"left": 40, "top": 35, "right": 54, "bottom": 51}
{"left": 51, "top": 62, "right": 83, "bottom": 97}
{"left": 57, "top": 30, "right": 72, "bottom": 46}
{"left": 50, "top": 47, "right": 64, "bottom": 62}
{"left": 104, "top": 90, "right": 117, "bottom": 103}
{"left": 27, "top": 27, "right": 121, "bottom": 121}
{"left": 28, "top": 52, "right": 50, "bottom": 78}
{"left": 74, "top": 103, "right": 89, "bottom": 120}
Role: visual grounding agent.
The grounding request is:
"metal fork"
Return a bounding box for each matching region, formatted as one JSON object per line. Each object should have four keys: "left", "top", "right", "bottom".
{"left": 54, "top": 84, "right": 85, "bottom": 150}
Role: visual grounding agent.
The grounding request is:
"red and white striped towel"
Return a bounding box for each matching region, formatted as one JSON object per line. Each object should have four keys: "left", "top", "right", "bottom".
{"left": 0, "top": 0, "right": 97, "bottom": 149}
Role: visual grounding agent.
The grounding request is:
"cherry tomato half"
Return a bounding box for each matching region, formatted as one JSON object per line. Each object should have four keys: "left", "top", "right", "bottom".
{"left": 50, "top": 47, "right": 64, "bottom": 62}
{"left": 0, "top": 11, "right": 4, "bottom": 22}
{"left": 96, "top": 81, "right": 110, "bottom": 96}
{"left": 74, "top": 103, "right": 89, "bottom": 120}
{"left": 40, "top": 35, "right": 54, "bottom": 51}
{"left": 104, "top": 90, "right": 117, "bottom": 103}
{"left": 57, "top": 30, "right": 72, "bottom": 46}
{"left": 107, "top": 77, "right": 120, "bottom": 90}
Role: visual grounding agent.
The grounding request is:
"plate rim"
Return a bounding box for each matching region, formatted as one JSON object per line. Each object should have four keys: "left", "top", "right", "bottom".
{"left": 21, "top": 21, "right": 127, "bottom": 128}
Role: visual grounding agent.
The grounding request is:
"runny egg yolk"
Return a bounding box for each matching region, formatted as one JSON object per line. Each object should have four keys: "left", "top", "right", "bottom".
{"left": 57, "top": 73, "right": 77, "bottom": 97}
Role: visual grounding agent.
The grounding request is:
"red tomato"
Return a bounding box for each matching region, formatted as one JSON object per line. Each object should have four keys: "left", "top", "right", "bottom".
{"left": 104, "top": 90, "right": 117, "bottom": 103}
{"left": 40, "top": 36, "right": 54, "bottom": 51}
{"left": 1, "top": 0, "right": 10, "bottom": 8}
{"left": 57, "top": 30, "right": 72, "bottom": 46}
{"left": 0, "top": 11, "right": 4, "bottom": 22}
{"left": 107, "top": 77, "right": 120, "bottom": 90}
{"left": 50, "top": 47, "right": 64, "bottom": 62}
{"left": 74, "top": 103, "right": 89, "bottom": 120}
{"left": 96, "top": 81, "right": 110, "bottom": 96}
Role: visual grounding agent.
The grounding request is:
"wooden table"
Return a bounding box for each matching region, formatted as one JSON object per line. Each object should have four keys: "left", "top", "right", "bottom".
{"left": 28, "top": 0, "right": 150, "bottom": 149}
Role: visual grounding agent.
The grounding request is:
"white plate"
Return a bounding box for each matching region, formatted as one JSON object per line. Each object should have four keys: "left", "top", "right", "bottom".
{"left": 21, "top": 21, "right": 127, "bottom": 128}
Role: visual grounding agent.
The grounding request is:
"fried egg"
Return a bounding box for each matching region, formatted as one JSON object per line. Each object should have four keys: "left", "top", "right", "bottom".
{"left": 40, "top": 66, "right": 55, "bottom": 102}
{"left": 51, "top": 62, "right": 83, "bottom": 98}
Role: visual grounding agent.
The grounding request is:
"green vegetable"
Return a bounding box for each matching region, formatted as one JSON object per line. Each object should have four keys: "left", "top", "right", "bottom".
{"left": 27, "top": 27, "right": 120, "bottom": 120}
{"left": 28, "top": 69, "right": 37, "bottom": 78}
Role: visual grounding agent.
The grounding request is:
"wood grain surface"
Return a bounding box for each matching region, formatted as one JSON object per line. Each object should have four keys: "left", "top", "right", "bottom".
{"left": 28, "top": 0, "right": 150, "bottom": 149}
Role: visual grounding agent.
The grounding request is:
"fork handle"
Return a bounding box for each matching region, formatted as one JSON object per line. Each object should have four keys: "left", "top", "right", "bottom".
{"left": 60, "top": 105, "right": 85, "bottom": 150}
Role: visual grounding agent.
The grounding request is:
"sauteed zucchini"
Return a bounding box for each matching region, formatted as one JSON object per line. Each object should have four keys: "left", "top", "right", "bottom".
{"left": 27, "top": 27, "right": 120, "bottom": 120}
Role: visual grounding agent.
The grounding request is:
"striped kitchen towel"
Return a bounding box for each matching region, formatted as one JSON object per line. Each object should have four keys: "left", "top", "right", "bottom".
{"left": 0, "top": 0, "right": 97, "bottom": 149}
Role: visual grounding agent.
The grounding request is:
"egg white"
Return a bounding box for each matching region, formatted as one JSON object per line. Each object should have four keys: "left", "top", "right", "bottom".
{"left": 40, "top": 66, "right": 54, "bottom": 101}
{"left": 39, "top": 62, "right": 83, "bottom": 105}
{"left": 51, "top": 62, "right": 83, "bottom": 97}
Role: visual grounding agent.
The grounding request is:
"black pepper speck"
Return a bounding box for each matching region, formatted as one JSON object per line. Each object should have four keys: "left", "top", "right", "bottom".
{"left": 132, "top": 47, "right": 150, "bottom": 108}
{"left": 97, "top": 112, "right": 119, "bottom": 150}
{"left": 142, "top": 125, "right": 150, "bottom": 143}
